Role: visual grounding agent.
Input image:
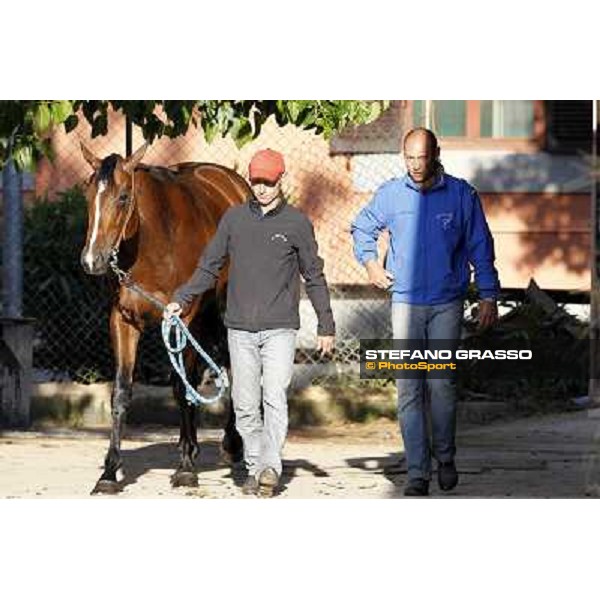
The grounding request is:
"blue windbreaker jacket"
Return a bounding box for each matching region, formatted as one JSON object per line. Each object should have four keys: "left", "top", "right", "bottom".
{"left": 351, "top": 173, "right": 500, "bottom": 304}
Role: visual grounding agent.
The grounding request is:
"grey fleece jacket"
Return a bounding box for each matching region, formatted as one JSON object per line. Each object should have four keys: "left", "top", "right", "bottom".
{"left": 173, "top": 198, "right": 335, "bottom": 336}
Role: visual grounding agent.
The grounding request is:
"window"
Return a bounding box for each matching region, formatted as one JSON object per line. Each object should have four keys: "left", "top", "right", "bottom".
{"left": 411, "top": 100, "right": 537, "bottom": 142}
{"left": 413, "top": 101, "right": 467, "bottom": 137}
{"left": 480, "top": 101, "right": 534, "bottom": 138}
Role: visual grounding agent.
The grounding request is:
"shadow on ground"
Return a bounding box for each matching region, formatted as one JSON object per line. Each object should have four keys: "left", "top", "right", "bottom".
{"left": 346, "top": 447, "right": 590, "bottom": 498}
{"left": 117, "top": 440, "right": 330, "bottom": 496}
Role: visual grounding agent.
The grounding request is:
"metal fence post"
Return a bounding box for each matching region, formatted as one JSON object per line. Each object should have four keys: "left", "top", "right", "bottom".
{"left": 1, "top": 148, "right": 32, "bottom": 428}
{"left": 2, "top": 154, "right": 23, "bottom": 318}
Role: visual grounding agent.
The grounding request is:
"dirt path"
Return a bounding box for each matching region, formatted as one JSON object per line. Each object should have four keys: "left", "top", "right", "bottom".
{"left": 1, "top": 410, "right": 599, "bottom": 499}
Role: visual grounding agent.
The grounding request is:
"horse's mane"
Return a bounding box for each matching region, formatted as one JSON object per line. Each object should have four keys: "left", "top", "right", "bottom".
{"left": 98, "top": 154, "right": 120, "bottom": 183}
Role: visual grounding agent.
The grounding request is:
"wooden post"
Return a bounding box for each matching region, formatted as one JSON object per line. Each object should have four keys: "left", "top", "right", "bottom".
{"left": 0, "top": 318, "right": 34, "bottom": 428}
{"left": 125, "top": 115, "right": 133, "bottom": 158}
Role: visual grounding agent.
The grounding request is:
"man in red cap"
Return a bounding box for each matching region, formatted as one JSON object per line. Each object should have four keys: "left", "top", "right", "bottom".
{"left": 164, "top": 148, "right": 336, "bottom": 497}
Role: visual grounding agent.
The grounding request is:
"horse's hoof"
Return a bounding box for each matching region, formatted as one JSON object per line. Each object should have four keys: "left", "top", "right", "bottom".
{"left": 91, "top": 479, "right": 122, "bottom": 495}
{"left": 171, "top": 470, "right": 198, "bottom": 488}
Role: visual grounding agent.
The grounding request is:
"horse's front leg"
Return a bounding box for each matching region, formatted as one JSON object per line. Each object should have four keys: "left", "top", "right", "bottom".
{"left": 171, "top": 346, "right": 200, "bottom": 487}
{"left": 92, "top": 308, "right": 140, "bottom": 494}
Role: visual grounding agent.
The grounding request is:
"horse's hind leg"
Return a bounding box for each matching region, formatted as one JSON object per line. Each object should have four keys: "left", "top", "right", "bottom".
{"left": 222, "top": 390, "right": 243, "bottom": 464}
{"left": 92, "top": 310, "right": 140, "bottom": 495}
{"left": 171, "top": 348, "right": 200, "bottom": 487}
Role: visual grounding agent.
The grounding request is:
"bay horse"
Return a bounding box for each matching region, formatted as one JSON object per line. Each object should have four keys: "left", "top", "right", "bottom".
{"left": 79, "top": 142, "right": 250, "bottom": 494}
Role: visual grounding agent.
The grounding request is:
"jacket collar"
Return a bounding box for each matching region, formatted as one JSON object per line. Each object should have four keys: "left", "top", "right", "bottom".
{"left": 249, "top": 195, "right": 287, "bottom": 218}
{"left": 403, "top": 167, "right": 446, "bottom": 192}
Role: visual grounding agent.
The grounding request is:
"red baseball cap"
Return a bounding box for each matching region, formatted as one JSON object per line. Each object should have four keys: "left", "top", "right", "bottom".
{"left": 248, "top": 149, "right": 285, "bottom": 183}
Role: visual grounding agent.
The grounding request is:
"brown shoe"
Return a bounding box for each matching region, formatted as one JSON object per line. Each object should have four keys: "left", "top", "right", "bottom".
{"left": 258, "top": 468, "right": 279, "bottom": 498}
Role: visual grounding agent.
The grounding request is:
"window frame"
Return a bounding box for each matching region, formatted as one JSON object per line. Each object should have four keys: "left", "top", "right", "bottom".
{"left": 407, "top": 100, "right": 546, "bottom": 152}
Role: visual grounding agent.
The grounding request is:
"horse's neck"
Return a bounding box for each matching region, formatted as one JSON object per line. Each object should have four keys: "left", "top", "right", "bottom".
{"left": 134, "top": 170, "right": 176, "bottom": 246}
{"left": 123, "top": 172, "right": 174, "bottom": 275}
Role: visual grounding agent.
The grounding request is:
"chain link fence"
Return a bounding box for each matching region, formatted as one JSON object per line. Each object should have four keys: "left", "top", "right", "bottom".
{"left": 24, "top": 107, "right": 399, "bottom": 388}
{"left": 4, "top": 101, "right": 588, "bottom": 419}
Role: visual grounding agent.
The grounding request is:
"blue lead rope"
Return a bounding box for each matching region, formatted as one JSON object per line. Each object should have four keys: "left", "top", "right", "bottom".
{"left": 161, "top": 315, "right": 229, "bottom": 406}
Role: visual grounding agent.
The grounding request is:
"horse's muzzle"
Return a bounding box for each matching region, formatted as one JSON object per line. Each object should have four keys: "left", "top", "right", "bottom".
{"left": 80, "top": 248, "right": 109, "bottom": 275}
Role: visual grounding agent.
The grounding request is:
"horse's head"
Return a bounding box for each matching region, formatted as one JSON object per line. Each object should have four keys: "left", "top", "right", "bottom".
{"left": 80, "top": 142, "right": 148, "bottom": 275}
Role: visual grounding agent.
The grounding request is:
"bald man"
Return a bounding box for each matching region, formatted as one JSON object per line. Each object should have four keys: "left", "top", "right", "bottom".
{"left": 351, "top": 128, "right": 500, "bottom": 496}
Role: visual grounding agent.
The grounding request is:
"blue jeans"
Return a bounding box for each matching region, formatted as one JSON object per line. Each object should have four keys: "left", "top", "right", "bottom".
{"left": 227, "top": 328, "right": 297, "bottom": 477}
{"left": 392, "top": 300, "right": 463, "bottom": 482}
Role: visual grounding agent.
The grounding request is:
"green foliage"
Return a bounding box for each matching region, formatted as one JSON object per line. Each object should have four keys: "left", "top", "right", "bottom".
{"left": 24, "top": 186, "right": 88, "bottom": 284}
{"left": 0, "top": 101, "right": 73, "bottom": 170}
{"left": 1, "top": 100, "right": 389, "bottom": 170}
{"left": 23, "top": 187, "right": 114, "bottom": 383}
{"left": 273, "top": 100, "right": 388, "bottom": 139}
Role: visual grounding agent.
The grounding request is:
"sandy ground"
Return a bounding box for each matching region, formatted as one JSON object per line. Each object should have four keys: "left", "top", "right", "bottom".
{"left": 1, "top": 409, "right": 600, "bottom": 499}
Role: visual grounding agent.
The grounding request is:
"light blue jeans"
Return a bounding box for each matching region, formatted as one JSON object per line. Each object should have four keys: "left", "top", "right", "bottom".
{"left": 227, "top": 328, "right": 297, "bottom": 477}
{"left": 392, "top": 300, "right": 463, "bottom": 482}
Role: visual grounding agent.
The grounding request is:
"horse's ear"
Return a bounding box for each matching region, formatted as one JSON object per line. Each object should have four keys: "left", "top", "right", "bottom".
{"left": 123, "top": 142, "right": 149, "bottom": 173}
{"left": 80, "top": 142, "right": 101, "bottom": 171}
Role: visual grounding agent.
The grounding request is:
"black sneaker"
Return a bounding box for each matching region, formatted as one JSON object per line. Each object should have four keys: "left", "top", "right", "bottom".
{"left": 438, "top": 461, "right": 458, "bottom": 491}
{"left": 258, "top": 467, "right": 279, "bottom": 498}
{"left": 404, "top": 478, "right": 429, "bottom": 497}
{"left": 242, "top": 475, "right": 258, "bottom": 495}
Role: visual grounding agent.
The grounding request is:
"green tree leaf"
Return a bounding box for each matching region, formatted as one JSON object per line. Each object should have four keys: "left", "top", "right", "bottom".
{"left": 13, "top": 144, "right": 34, "bottom": 170}
{"left": 50, "top": 100, "right": 73, "bottom": 125}
{"left": 33, "top": 103, "right": 52, "bottom": 137}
